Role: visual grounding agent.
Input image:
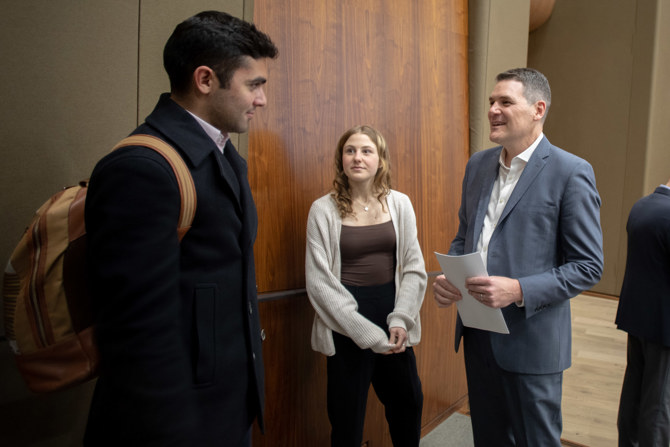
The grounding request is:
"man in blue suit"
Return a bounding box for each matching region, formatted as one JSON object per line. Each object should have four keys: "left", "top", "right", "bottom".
{"left": 616, "top": 177, "right": 670, "bottom": 447}
{"left": 84, "top": 11, "right": 277, "bottom": 446}
{"left": 434, "top": 68, "right": 603, "bottom": 446}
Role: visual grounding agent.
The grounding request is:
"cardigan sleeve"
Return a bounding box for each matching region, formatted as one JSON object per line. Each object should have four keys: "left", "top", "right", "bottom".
{"left": 386, "top": 192, "right": 427, "bottom": 336}
{"left": 305, "top": 198, "right": 392, "bottom": 353}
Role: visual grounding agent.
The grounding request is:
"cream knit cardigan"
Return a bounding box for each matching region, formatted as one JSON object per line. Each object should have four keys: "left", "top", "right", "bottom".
{"left": 305, "top": 190, "right": 427, "bottom": 356}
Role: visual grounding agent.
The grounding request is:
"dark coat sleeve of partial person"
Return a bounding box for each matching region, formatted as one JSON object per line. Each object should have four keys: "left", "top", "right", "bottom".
{"left": 615, "top": 185, "right": 670, "bottom": 345}
{"left": 83, "top": 93, "right": 264, "bottom": 446}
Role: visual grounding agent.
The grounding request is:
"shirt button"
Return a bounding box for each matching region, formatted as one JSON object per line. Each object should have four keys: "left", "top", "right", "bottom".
{"left": 260, "top": 329, "right": 266, "bottom": 341}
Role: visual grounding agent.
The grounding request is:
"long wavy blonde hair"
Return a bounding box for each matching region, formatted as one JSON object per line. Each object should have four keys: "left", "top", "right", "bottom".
{"left": 331, "top": 125, "right": 392, "bottom": 218}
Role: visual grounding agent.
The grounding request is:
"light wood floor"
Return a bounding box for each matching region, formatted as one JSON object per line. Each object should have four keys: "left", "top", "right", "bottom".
{"left": 561, "top": 294, "right": 627, "bottom": 447}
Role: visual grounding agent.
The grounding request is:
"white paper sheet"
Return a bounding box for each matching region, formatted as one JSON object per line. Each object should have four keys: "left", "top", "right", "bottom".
{"left": 434, "top": 252, "right": 510, "bottom": 334}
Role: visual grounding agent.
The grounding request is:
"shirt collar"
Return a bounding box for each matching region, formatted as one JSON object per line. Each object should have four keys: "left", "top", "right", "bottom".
{"left": 499, "top": 132, "right": 544, "bottom": 168}
{"left": 187, "top": 111, "right": 229, "bottom": 154}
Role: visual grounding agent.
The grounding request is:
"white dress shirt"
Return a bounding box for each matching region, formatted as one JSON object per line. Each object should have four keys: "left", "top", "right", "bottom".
{"left": 477, "top": 133, "right": 545, "bottom": 270}
{"left": 187, "top": 111, "right": 229, "bottom": 153}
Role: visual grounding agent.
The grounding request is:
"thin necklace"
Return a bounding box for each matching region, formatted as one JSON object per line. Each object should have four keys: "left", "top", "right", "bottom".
{"left": 355, "top": 198, "right": 372, "bottom": 212}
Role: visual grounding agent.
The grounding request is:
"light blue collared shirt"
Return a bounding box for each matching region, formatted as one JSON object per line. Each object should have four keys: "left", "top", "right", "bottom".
{"left": 187, "top": 111, "right": 229, "bottom": 154}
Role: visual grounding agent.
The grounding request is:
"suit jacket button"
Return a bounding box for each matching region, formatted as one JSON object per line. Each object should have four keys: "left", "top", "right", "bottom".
{"left": 248, "top": 302, "right": 253, "bottom": 315}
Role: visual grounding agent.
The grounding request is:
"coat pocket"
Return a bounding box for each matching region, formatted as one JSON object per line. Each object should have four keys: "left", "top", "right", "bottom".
{"left": 194, "top": 284, "right": 217, "bottom": 385}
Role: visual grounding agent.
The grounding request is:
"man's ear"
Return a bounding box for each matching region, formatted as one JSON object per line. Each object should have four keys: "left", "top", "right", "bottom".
{"left": 534, "top": 100, "right": 547, "bottom": 121}
{"left": 193, "top": 66, "right": 216, "bottom": 94}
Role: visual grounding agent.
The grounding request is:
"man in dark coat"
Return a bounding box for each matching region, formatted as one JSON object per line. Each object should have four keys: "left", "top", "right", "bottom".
{"left": 84, "top": 11, "right": 277, "bottom": 446}
{"left": 616, "top": 177, "right": 670, "bottom": 447}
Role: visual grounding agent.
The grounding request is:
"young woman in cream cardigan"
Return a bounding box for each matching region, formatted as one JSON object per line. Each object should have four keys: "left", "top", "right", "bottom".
{"left": 305, "top": 125, "right": 427, "bottom": 447}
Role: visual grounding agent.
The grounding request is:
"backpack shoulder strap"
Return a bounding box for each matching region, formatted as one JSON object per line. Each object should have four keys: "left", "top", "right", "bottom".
{"left": 111, "top": 134, "right": 196, "bottom": 240}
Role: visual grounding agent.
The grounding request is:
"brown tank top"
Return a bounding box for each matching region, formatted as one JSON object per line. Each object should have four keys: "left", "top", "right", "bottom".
{"left": 340, "top": 220, "right": 396, "bottom": 286}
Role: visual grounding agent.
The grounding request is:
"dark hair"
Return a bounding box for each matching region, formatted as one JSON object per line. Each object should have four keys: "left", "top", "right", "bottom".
{"left": 496, "top": 68, "right": 551, "bottom": 118}
{"left": 331, "top": 125, "right": 392, "bottom": 218}
{"left": 164, "top": 11, "right": 278, "bottom": 93}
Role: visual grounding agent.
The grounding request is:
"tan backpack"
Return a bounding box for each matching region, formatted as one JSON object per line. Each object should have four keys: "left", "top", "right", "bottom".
{"left": 2, "top": 134, "right": 196, "bottom": 393}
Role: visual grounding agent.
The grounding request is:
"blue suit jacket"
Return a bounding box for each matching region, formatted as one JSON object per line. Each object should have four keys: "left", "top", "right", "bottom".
{"left": 616, "top": 186, "right": 670, "bottom": 346}
{"left": 85, "top": 94, "right": 263, "bottom": 446}
{"left": 450, "top": 136, "right": 603, "bottom": 374}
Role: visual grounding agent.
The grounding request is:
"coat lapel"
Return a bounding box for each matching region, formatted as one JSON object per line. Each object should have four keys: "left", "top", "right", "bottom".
{"left": 656, "top": 186, "right": 670, "bottom": 198}
{"left": 496, "top": 137, "right": 551, "bottom": 229}
{"left": 143, "top": 94, "right": 256, "bottom": 251}
{"left": 470, "top": 149, "right": 500, "bottom": 251}
{"left": 215, "top": 143, "right": 242, "bottom": 209}
{"left": 221, "top": 142, "right": 257, "bottom": 252}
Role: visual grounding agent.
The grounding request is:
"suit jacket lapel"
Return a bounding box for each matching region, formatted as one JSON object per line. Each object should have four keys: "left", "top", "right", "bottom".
{"left": 497, "top": 137, "right": 551, "bottom": 228}
{"left": 471, "top": 149, "right": 500, "bottom": 251}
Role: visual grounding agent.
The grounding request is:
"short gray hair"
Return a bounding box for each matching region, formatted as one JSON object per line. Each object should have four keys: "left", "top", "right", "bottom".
{"left": 496, "top": 68, "right": 551, "bottom": 118}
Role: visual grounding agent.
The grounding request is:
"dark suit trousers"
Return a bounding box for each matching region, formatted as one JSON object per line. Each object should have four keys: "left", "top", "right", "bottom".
{"left": 618, "top": 333, "right": 670, "bottom": 447}
{"left": 464, "top": 328, "right": 563, "bottom": 447}
{"left": 326, "top": 282, "right": 423, "bottom": 447}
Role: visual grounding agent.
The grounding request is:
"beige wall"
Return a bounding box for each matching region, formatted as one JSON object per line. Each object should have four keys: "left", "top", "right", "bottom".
{"left": 645, "top": 0, "right": 670, "bottom": 192}
{"left": 528, "top": 0, "right": 669, "bottom": 295}
{"left": 0, "top": 2, "right": 248, "bottom": 445}
{"left": 1, "top": 1, "right": 138, "bottom": 278}
{"left": 468, "top": 0, "right": 530, "bottom": 154}
{"left": 0, "top": 1, "right": 249, "bottom": 292}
